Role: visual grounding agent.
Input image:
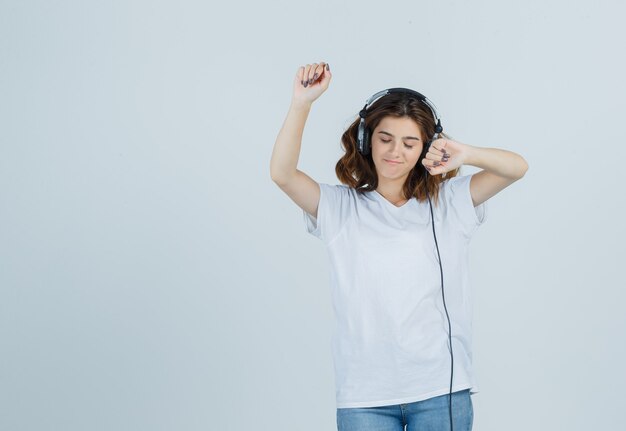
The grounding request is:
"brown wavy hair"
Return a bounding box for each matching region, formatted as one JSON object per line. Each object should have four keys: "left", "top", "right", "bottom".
{"left": 335, "top": 91, "right": 460, "bottom": 206}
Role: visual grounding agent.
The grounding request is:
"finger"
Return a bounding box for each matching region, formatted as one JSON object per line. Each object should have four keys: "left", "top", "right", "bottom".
{"left": 305, "top": 63, "right": 316, "bottom": 86}
{"left": 423, "top": 158, "right": 445, "bottom": 168}
{"left": 306, "top": 63, "right": 320, "bottom": 86}
{"left": 302, "top": 64, "right": 312, "bottom": 87}
{"left": 319, "top": 62, "right": 331, "bottom": 86}
{"left": 429, "top": 149, "right": 450, "bottom": 162}
{"left": 432, "top": 147, "right": 450, "bottom": 162}
{"left": 428, "top": 145, "right": 445, "bottom": 157}
{"left": 423, "top": 163, "right": 439, "bottom": 175}
{"left": 433, "top": 140, "right": 448, "bottom": 154}
{"left": 310, "top": 62, "right": 324, "bottom": 85}
{"left": 425, "top": 150, "right": 449, "bottom": 162}
{"left": 424, "top": 141, "right": 442, "bottom": 157}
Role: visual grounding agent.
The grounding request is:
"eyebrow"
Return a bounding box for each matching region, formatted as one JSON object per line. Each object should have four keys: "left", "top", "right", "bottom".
{"left": 378, "top": 130, "right": 421, "bottom": 141}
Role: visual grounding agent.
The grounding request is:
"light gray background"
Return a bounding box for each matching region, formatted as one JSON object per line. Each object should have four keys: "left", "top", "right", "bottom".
{"left": 1, "top": 1, "right": 624, "bottom": 430}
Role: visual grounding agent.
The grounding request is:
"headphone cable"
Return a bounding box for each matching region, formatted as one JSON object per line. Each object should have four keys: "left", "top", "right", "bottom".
{"left": 427, "top": 183, "right": 455, "bottom": 431}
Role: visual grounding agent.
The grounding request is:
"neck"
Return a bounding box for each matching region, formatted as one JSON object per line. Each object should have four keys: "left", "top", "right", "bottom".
{"left": 375, "top": 178, "right": 406, "bottom": 201}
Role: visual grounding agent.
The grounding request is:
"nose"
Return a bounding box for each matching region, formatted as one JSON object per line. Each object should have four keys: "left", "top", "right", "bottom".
{"left": 390, "top": 141, "right": 402, "bottom": 155}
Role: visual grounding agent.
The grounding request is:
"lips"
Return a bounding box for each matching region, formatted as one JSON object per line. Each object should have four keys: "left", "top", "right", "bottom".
{"left": 384, "top": 159, "right": 401, "bottom": 164}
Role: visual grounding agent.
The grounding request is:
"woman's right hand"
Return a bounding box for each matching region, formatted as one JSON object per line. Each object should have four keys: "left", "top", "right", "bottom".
{"left": 291, "top": 62, "right": 332, "bottom": 107}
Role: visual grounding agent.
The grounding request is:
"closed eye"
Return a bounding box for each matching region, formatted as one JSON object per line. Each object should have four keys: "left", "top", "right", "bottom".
{"left": 381, "top": 139, "right": 414, "bottom": 149}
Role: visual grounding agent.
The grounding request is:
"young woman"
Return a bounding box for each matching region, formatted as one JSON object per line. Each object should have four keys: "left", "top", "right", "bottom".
{"left": 270, "top": 61, "right": 528, "bottom": 431}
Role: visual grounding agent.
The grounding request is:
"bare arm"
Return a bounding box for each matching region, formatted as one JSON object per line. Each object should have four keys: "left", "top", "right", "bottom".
{"left": 269, "top": 62, "right": 332, "bottom": 219}
{"left": 270, "top": 62, "right": 330, "bottom": 182}
{"left": 464, "top": 146, "right": 529, "bottom": 207}
{"left": 269, "top": 101, "right": 312, "bottom": 183}
{"left": 422, "top": 137, "right": 528, "bottom": 207}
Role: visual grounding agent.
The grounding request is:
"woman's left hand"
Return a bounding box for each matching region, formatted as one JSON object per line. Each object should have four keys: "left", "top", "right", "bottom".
{"left": 422, "top": 137, "right": 471, "bottom": 175}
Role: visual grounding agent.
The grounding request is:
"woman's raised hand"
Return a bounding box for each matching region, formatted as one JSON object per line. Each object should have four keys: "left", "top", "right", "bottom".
{"left": 422, "top": 137, "right": 471, "bottom": 176}
{"left": 292, "top": 62, "right": 332, "bottom": 107}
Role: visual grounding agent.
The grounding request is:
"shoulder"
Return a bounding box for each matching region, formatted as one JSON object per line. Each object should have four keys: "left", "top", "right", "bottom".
{"left": 319, "top": 183, "right": 356, "bottom": 201}
{"left": 439, "top": 174, "right": 487, "bottom": 235}
{"left": 438, "top": 174, "right": 471, "bottom": 199}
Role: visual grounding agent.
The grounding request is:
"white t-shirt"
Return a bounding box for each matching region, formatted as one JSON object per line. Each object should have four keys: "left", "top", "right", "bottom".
{"left": 303, "top": 173, "right": 487, "bottom": 408}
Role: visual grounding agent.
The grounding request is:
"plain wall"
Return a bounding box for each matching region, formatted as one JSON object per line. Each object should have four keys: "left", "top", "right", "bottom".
{"left": 1, "top": 0, "right": 624, "bottom": 430}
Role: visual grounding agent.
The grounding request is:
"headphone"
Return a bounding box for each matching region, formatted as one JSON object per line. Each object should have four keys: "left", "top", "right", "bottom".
{"left": 357, "top": 88, "right": 457, "bottom": 431}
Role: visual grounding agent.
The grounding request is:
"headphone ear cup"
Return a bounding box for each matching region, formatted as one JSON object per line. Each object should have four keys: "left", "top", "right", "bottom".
{"left": 363, "top": 127, "right": 371, "bottom": 155}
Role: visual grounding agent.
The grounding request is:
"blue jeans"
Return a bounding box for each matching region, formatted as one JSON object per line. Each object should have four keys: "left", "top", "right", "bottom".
{"left": 336, "top": 389, "right": 473, "bottom": 431}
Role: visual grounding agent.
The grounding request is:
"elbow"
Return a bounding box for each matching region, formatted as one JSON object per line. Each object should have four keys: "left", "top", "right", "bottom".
{"left": 270, "top": 163, "right": 283, "bottom": 184}
{"left": 518, "top": 158, "right": 529, "bottom": 179}
{"left": 270, "top": 171, "right": 289, "bottom": 185}
{"left": 522, "top": 157, "right": 529, "bottom": 175}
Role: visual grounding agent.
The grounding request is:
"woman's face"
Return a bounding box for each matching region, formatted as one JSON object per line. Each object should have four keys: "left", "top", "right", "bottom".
{"left": 371, "top": 116, "right": 425, "bottom": 181}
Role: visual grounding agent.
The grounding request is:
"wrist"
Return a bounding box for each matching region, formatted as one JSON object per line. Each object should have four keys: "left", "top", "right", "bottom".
{"left": 462, "top": 143, "right": 479, "bottom": 166}
{"left": 290, "top": 100, "right": 312, "bottom": 111}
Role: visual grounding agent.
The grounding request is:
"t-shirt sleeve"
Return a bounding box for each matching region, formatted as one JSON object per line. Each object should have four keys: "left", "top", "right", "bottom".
{"left": 443, "top": 174, "right": 487, "bottom": 238}
{"left": 303, "top": 183, "right": 351, "bottom": 244}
